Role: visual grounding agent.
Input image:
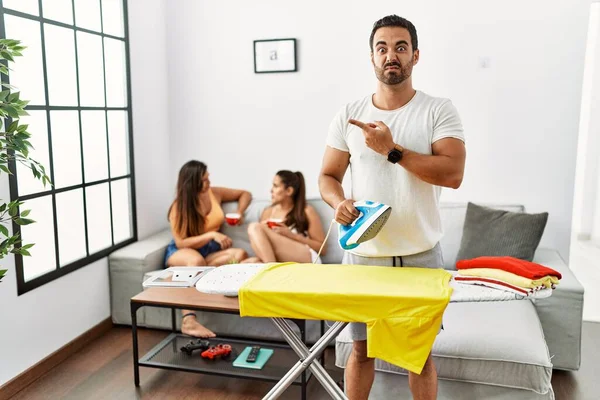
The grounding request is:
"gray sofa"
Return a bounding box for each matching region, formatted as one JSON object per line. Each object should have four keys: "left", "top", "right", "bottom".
{"left": 109, "top": 199, "right": 584, "bottom": 399}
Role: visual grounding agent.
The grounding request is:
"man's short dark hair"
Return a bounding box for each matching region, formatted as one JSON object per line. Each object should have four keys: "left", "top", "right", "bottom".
{"left": 369, "top": 15, "right": 418, "bottom": 52}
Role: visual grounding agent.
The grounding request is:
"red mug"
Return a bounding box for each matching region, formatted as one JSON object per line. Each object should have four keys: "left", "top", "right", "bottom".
{"left": 266, "top": 218, "right": 283, "bottom": 229}
{"left": 225, "top": 213, "right": 241, "bottom": 226}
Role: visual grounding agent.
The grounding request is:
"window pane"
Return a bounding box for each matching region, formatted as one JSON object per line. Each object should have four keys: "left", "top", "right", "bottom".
{"left": 111, "top": 178, "right": 132, "bottom": 243}
{"left": 107, "top": 111, "right": 129, "bottom": 176}
{"left": 104, "top": 38, "right": 127, "bottom": 107}
{"left": 42, "top": 0, "right": 73, "bottom": 25}
{"left": 50, "top": 111, "right": 82, "bottom": 188}
{"left": 56, "top": 189, "right": 87, "bottom": 266}
{"left": 3, "top": 0, "right": 39, "bottom": 16}
{"left": 3, "top": 16, "right": 46, "bottom": 106}
{"left": 77, "top": 32, "right": 105, "bottom": 106}
{"left": 74, "top": 0, "right": 101, "bottom": 31}
{"left": 102, "top": 0, "right": 124, "bottom": 37}
{"left": 16, "top": 111, "right": 50, "bottom": 196}
{"left": 85, "top": 183, "right": 112, "bottom": 253}
{"left": 21, "top": 195, "right": 56, "bottom": 281}
{"left": 44, "top": 24, "right": 78, "bottom": 106}
{"left": 81, "top": 111, "right": 108, "bottom": 182}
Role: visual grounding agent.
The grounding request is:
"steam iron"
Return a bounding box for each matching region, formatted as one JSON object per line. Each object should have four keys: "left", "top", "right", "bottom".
{"left": 338, "top": 200, "right": 392, "bottom": 250}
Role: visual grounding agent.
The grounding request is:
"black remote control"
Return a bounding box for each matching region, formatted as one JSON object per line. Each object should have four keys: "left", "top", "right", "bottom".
{"left": 246, "top": 345, "right": 261, "bottom": 363}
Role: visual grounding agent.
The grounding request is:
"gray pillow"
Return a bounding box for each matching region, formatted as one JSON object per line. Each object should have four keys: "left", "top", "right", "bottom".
{"left": 456, "top": 202, "right": 548, "bottom": 262}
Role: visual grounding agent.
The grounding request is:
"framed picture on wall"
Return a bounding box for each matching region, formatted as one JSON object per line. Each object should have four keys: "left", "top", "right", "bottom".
{"left": 254, "top": 38, "right": 297, "bottom": 73}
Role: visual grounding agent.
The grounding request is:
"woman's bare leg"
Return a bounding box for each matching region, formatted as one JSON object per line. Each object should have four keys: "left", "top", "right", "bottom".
{"left": 241, "top": 256, "right": 262, "bottom": 263}
{"left": 248, "top": 222, "right": 277, "bottom": 262}
{"left": 248, "top": 223, "right": 311, "bottom": 263}
{"left": 166, "top": 248, "right": 206, "bottom": 267}
{"left": 166, "top": 249, "right": 216, "bottom": 338}
{"left": 205, "top": 248, "right": 248, "bottom": 266}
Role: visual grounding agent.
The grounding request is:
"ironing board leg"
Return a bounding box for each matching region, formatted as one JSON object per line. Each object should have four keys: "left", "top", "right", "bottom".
{"left": 264, "top": 318, "right": 348, "bottom": 400}
{"left": 272, "top": 318, "right": 347, "bottom": 399}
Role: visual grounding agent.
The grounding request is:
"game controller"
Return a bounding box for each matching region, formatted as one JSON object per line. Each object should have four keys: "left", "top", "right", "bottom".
{"left": 180, "top": 339, "right": 211, "bottom": 355}
{"left": 201, "top": 344, "right": 232, "bottom": 360}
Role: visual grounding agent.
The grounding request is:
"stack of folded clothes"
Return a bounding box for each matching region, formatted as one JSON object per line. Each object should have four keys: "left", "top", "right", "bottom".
{"left": 455, "top": 256, "right": 562, "bottom": 296}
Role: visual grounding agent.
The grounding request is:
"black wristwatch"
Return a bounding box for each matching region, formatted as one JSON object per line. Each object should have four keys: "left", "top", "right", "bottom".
{"left": 387, "top": 145, "right": 403, "bottom": 164}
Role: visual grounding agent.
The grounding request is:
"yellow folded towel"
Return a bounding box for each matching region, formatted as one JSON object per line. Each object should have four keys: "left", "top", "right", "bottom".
{"left": 457, "top": 268, "right": 559, "bottom": 289}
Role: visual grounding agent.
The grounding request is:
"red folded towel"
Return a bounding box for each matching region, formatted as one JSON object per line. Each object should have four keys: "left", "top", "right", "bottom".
{"left": 456, "top": 256, "right": 562, "bottom": 280}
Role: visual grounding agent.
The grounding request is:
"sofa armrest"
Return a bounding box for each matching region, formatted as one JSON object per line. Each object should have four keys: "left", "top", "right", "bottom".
{"left": 532, "top": 248, "right": 584, "bottom": 370}
{"left": 108, "top": 229, "right": 172, "bottom": 325}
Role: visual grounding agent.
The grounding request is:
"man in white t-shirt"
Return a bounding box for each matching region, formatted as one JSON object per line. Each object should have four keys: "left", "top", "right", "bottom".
{"left": 319, "top": 15, "right": 466, "bottom": 400}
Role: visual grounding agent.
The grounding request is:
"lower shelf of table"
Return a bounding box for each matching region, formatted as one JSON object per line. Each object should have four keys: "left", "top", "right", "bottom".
{"left": 139, "top": 333, "right": 313, "bottom": 384}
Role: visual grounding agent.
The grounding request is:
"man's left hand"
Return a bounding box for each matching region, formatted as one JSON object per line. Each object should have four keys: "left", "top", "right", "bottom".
{"left": 349, "top": 119, "right": 395, "bottom": 156}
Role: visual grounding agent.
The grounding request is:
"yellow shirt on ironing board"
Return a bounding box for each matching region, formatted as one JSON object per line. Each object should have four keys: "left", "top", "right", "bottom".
{"left": 239, "top": 262, "right": 452, "bottom": 374}
{"left": 204, "top": 189, "right": 225, "bottom": 232}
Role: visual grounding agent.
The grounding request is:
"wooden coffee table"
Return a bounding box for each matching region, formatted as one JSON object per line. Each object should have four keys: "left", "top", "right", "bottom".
{"left": 130, "top": 288, "right": 320, "bottom": 399}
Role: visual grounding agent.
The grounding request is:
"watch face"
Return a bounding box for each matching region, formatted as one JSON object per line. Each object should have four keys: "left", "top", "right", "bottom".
{"left": 387, "top": 149, "right": 402, "bottom": 163}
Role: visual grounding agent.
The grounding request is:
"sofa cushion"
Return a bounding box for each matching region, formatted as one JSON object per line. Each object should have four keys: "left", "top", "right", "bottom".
{"left": 456, "top": 202, "right": 548, "bottom": 263}
{"left": 336, "top": 300, "right": 553, "bottom": 395}
{"left": 532, "top": 248, "right": 584, "bottom": 370}
{"left": 108, "top": 229, "right": 172, "bottom": 325}
{"left": 221, "top": 200, "right": 532, "bottom": 268}
{"left": 220, "top": 201, "right": 263, "bottom": 257}
{"left": 306, "top": 199, "right": 342, "bottom": 264}
{"left": 438, "top": 203, "right": 524, "bottom": 270}
{"left": 369, "top": 372, "right": 554, "bottom": 399}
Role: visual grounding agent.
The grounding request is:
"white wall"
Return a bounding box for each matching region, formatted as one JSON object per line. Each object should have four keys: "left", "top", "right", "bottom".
{"left": 570, "top": 0, "right": 600, "bottom": 322}
{"left": 129, "top": 0, "right": 172, "bottom": 238}
{"left": 166, "top": 0, "right": 589, "bottom": 260}
{"left": 0, "top": 243, "right": 110, "bottom": 385}
{"left": 0, "top": 0, "right": 170, "bottom": 385}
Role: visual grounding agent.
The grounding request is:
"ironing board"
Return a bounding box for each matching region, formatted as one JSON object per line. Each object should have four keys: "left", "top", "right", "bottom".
{"left": 195, "top": 263, "right": 553, "bottom": 302}
{"left": 195, "top": 264, "right": 553, "bottom": 400}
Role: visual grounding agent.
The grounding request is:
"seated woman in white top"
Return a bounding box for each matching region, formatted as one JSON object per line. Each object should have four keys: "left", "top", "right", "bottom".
{"left": 247, "top": 171, "right": 326, "bottom": 263}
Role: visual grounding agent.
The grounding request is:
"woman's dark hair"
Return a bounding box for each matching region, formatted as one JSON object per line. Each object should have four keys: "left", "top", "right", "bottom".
{"left": 277, "top": 170, "right": 308, "bottom": 233}
{"left": 168, "top": 160, "right": 207, "bottom": 238}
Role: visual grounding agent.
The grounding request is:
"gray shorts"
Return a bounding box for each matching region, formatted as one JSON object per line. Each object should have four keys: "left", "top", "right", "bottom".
{"left": 344, "top": 243, "right": 445, "bottom": 341}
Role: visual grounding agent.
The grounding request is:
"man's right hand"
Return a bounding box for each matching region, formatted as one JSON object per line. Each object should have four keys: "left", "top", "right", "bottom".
{"left": 212, "top": 232, "right": 232, "bottom": 249}
{"left": 335, "top": 199, "right": 360, "bottom": 226}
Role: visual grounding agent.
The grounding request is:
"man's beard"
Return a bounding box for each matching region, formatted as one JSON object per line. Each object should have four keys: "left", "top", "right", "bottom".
{"left": 374, "top": 60, "right": 413, "bottom": 85}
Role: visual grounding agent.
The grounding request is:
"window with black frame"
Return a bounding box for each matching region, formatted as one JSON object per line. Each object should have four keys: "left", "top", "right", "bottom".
{"left": 0, "top": 0, "right": 137, "bottom": 295}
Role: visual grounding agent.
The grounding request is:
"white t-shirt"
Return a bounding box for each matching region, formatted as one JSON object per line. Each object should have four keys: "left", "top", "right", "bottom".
{"left": 326, "top": 90, "right": 465, "bottom": 257}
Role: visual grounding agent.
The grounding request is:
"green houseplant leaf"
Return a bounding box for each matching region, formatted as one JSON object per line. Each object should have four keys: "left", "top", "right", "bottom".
{"left": 0, "top": 39, "right": 51, "bottom": 279}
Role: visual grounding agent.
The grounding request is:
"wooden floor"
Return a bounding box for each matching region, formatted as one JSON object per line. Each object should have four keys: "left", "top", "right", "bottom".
{"left": 9, "top": 322, "right": 600, "bottom": 400}
{"left": 550, "top": 321, "right": 599, "bottom": 400}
